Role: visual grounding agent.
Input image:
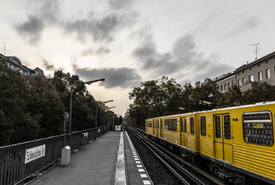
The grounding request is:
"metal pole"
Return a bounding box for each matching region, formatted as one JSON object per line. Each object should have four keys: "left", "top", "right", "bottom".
{"left": 95, "top": 103, "right": 97, "bottom": 138}
{"left": 64, "top": 112, "right": 66, "bottom": 147}
{"left": 69, "top": 89, "right": 73, "bottom": 146}
{"left": 113, "top": 114, "right": 114, "bottom": 131}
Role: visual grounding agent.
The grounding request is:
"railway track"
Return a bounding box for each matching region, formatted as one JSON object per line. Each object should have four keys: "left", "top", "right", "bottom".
{"left": 127, "top": 126, "right": 226, "bottom": 185}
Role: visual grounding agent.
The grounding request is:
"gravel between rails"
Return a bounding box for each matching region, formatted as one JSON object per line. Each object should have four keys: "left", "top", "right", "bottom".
{"left": 127, "top": 131, "right": 183, "bottom": 185}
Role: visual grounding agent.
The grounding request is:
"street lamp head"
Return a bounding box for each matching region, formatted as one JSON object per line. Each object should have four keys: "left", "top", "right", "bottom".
{"left": 108, "top": 106, "right": 116, "bottom": 109}
{"left": 103, "top": 100, "right": 113, "bottom": 104}
{"left": 85, "top": 78, "right": 105, "bottom": 85}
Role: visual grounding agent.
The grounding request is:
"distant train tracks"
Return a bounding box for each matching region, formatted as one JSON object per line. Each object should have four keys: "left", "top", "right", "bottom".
{"left": 127, "top": 126, "right": 225, "bottom": 185}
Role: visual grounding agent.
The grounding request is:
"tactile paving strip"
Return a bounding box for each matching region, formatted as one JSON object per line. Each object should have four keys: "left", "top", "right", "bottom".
{"left": 125, "top": 132, "right": 153, "bottom": 185}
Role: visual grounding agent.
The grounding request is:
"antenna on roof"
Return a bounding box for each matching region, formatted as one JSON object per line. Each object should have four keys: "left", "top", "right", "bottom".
{"left": 249, "top": 43, "right": 260, "bottom": 60}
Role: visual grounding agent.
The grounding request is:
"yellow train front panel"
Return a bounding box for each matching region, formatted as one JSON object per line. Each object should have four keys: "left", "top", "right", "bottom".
{"left": 230, "top": 103, "right": 275, "bottom": 180}
{"left": 199, "top": 102, "right": 275, "bottom": 180}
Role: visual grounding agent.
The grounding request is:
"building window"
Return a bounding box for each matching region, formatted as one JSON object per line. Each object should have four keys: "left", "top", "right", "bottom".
{"left": 249, "top": 75, "right": 254, "bottom": 82}
{"left": 221, "top": 85, "right": 223, "bottom": 91}
{"left": 228, "top": 82, "right": 230, "bottom": 88}
{"left": 242, "top": 77, "right": 246, "bottom": 84}
{"left": 266, "top": 68, "right": 270, "bottom": 79}
{"left": 224, "top": 84, "right": 226, "bottom": 90}
{"left": 258, "top": 72, "right": 262, "bottom": 82}
{"left": 238, "top": 79, "right": 241, "bottom": 86}
{"left": 232, "top": 81, "right": 234, "bottom": 85}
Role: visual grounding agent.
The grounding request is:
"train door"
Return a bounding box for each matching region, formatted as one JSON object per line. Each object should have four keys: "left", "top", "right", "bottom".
{"left": 153, "top": 120, "right": 155, "bottom": 135}
{"left": 160, "top": 119, "right": 164, "bottom": 138}
{"left": 156, "top": 119, "right": 159, "bottom": 137}
{"left": 180, "top": 118, "right": 186, "bottom": 146}
{"left": 214, "top": 114, "right": 232, "bottom": 163}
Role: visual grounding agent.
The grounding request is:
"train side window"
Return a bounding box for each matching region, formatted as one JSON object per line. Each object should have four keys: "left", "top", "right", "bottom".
{"left": 173, "top": 119, "right": 177, "bottom": 132}
{"left": 157, "top": 120, "right": 159, "bottom": 129}
{"left": 169, "top": 119, "right": 173, "bottom": 130}
{"left": 160, "top": 119, "right": 163, "bottom": 129}
{"left": 190, "top": 117, "right": 194, "bottom": 135}
{"left": 184, "top": 119, "right": 187, "bottom": 133}
{"left": 165, "top": 119, "right": 168, "bottom": 130}
{"left": 201, "top": 116, "right": 206, "bottom": 136}
{"left": 224, "top": 115, "right": 231, "bottom": 140}
{"left": 180, "top": 118, "right": 184, "bottom": 132}
{"left": 148, "top": 121, "right": 152, "bottom": 127}
{"left": 215, "top": 116, "right": 221, "bottom": 138}
{"left": 243, "top": 111, "right": 273, "bottom": 146}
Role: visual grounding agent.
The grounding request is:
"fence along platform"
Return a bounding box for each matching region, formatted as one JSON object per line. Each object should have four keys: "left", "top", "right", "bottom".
{"left": 0, "top": 126, "right": 108, "bottom": 185}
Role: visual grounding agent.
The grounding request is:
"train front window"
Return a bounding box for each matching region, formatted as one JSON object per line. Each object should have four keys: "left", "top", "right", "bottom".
{"left": 243, "top": 111, "right": 274, "bottom": 146}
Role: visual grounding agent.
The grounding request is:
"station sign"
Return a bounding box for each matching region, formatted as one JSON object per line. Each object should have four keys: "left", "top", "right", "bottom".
{"left": 25, "top": 144, "right": 46, "bottom": 164}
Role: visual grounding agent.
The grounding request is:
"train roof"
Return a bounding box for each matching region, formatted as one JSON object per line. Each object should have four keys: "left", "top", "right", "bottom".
{"left": 146, "top": 101, "right": 275, "bottom": 120}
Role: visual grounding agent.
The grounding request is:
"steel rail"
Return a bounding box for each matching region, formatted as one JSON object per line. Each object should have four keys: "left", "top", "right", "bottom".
{"left": 132, "top": 127, "right": 225, "bottom": 185}
{"left": 128, "top": 127, "right": 209, "bottom": 185}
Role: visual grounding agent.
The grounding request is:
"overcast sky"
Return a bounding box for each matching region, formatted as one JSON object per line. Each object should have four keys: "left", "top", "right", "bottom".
{"left": 1, "top": 0, "right": 275, "bottom": 116}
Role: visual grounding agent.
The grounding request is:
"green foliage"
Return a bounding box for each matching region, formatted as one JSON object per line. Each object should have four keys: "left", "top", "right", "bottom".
{"left": 0, "top": 60, "right": 39, "bottom": 145}
{"left": 128, "top": 76, "right": 275, "bottom": 121}
{"left": 129, "top": 76, "right": 183, "bottom": 117}
{"left": 0, "top": 64, "right": 119, "bottom": 146}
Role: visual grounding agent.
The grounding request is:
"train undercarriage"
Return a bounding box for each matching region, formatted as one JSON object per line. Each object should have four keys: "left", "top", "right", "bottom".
{"left": 148, "top": 134, "right": 271, "bottom": 185}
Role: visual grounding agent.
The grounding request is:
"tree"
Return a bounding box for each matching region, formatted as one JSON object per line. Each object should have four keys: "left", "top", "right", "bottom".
{"left": 126, "top": 104, "right": 147, "bottom": 127}
{"left": 0, "top": 60, "right": 39, "bottom": 145}
{"left": 182, "top": 78, "right": 221, "bottom": 111}
{"left": 244, "top": 82, "right": 275, "bottom": 104}
{"left": 218, "top": 85, "right": 243, "bottom": 107}
{"left": 129, "top": 76, "right": 183, "bottom": 117}
{"left": 24, "top": 75, "right": 64, "bottom": 138}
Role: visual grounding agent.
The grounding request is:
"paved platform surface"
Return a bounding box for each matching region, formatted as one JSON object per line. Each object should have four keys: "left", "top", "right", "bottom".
{"left": 28, "top": 131, "right": 152, "bottom": 185}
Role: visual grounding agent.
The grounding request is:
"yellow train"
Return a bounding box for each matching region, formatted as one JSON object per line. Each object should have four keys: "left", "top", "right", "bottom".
{"left": 145, "top": 102, "right": 275, "bottom": 185}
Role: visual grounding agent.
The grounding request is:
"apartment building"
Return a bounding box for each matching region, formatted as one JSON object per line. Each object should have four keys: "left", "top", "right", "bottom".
{"left": 0, "top": 53, "right": 44, "bottom": 76}
{"left": 214, "top": 51, "right": 275, "bottom": 92}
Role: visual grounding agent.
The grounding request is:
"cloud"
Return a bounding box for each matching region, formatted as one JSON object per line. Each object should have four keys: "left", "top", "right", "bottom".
{"left": 14, "top": 1, "right": 137, "bottom": 45}
{"left": 15, "top": 15, "right": 44, "bottom": 45}
{"left": 63, "top": 13, "right": 121, "bottom": 43}
{"left": 225, "top": 15, "right": 260, "bottom": 37}
{"left": 108, "top": 0, "right": 135, "bottom": 10}
{"left": 96, "top": 46, "right": 111, "bottom": 55}
{"left": 81, "top": 48, "right": 94, "bottom": 57}
{"left": 14, "top": 1, "right": 59, "bottom": 45}
{"left": 43, "top": 59, "right": 55, "bottom": 70}
{"left": 75, "top": 67, "right": 141, "bottom": 89}
{"left": 133, "top": 34, "right": 235, "bottom": 83}
{"left": 81, "top": 46, "right": 110, "bottom": 57}
{"left": 42, "top": 59, "right": 64, "bottom": 71}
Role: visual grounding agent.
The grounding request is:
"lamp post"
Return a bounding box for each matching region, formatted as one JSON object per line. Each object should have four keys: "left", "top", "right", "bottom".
{"left": 69, "top": 78, "right": 105, "bottom": 146}
{"left": 106, "top": 106, "right": 115, "bottom": 131}
{"left": 95, "top": 100, "right": 113, "bottom": 137}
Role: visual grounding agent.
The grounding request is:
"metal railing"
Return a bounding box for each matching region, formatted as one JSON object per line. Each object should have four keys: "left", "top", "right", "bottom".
{"left": 0, "top": 126, "right": 108, "bottom": 185}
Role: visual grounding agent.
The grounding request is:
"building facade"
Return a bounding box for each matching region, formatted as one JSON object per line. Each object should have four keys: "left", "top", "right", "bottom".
{"left": 0, "top": 53, "right": 44, "bottom": 76}
{"left": 214, "top": 51, "right": 275, "bottom": 93}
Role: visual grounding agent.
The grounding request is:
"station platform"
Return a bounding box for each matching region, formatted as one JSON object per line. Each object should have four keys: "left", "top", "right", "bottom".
{"left": 28, "top": 131, "right": 152, "bottom": 185}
